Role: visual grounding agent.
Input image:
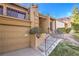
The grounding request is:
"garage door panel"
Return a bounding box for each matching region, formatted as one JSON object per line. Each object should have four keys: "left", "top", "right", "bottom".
{"left": 3, "top": 38, "right": 29, "bottom": 46}
{"left": 2, "top": 41, "right": 29, "bottom": 49}
{"left": 0, "top": 25, "right": 30, "bottom": 53}
{"left": 2, "top": 43, "right": 28, "bottom": 52}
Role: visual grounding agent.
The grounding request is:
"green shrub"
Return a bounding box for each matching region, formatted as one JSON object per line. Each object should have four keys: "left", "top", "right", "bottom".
{"left": 29, "top": 27, "right": 45, "bottom": 38}
{"left": 29, "top": 27, "right": 43, "bottom": 34}
{"left": 66, "top": 28, "right": 71, "bottom": 33}
{"left": 72, "top": 23, "right": 79, "bottom": 33}
{"left": 57, "top": 28, "right": 71, "bottom": 33}
{"left": 73, "top": 33, "right": 79, "bottom": 40}
{"left": 29, "top": 27, "right": 41, "bottom": 34}
{"left": 57, "top": 28, "right": 66, "bottom": 33}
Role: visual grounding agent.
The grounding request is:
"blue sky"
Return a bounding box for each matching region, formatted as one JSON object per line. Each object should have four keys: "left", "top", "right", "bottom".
{"left": 20, "top": 3, "right": 79, "bottom": 19}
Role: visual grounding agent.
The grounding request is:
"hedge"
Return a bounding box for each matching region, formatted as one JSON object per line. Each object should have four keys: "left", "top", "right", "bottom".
{"left": 57, "top": 28, "right": 71, "bottom": 33}
{"left": 72, "top": 23, "right": 79, "bottom": 33}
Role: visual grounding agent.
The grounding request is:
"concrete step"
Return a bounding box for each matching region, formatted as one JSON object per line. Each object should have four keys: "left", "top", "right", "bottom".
{"left": 38, "top": 37, "right": 57, "bottom": 51}
{"left": 37, "top": 34, "right": 62, "bottom": 56}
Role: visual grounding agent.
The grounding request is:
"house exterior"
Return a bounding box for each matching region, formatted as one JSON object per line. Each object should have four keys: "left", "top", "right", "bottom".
{"left": 56, "top": 17, "right": 71, "bottom": 29}
{"left": 0, "top": 3, "right": 56, "bottom": 53}
{"left": 56, "top": 20, "right": 65, "bottom": 28}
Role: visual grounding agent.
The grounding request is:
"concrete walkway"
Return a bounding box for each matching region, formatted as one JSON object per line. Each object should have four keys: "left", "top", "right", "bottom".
{"left": 53, "top": 33, "right": 79, "bottom": 45}
{"left": 61, "top": 34, "right": 79, "bottom": 45}
{"left": 0, "top": 48, "right": 43, "bottom": 56}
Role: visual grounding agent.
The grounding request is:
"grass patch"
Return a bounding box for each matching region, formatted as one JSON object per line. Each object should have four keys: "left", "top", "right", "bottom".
{"left": 49, "top": 41, "right": 79, "bottom": 56}
{"left": 73, "top": 33, "right": 79, "bottom": 42}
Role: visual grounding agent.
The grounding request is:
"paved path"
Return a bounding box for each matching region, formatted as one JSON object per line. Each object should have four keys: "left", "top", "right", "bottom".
{"left": 0, "top": 48, "right": 43, "bottom": 56}
{"left": 53, "top": 33, "right": 79, "bottom": 45}
{"left": 61, "top": 34, "right": 79, "bottom": 45}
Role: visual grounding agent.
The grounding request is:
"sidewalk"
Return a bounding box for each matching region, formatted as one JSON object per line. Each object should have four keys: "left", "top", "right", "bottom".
{"left": 0, "top": 48, "right": 43, "bottom": 56}
{"left": 55, "top": 33, "right": 79, "bottom": 45}
{"left": 61, "top": 34, "right": 79, "bottom": 45}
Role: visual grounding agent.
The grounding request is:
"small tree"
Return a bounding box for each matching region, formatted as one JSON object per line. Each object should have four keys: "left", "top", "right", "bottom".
{"left": 71, "top": 6, "right": 79, "bottom": 32}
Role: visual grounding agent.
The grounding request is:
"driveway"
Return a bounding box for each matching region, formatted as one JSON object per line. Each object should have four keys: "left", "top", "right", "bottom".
{"left": 54, "top": 33, "right": 79, "bottom": 45}
{"left": 0, "top": 48, "right": 43, "bottom": 56}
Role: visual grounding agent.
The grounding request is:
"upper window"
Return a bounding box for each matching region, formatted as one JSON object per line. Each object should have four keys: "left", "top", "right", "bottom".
{"left": 7, "top": 8, "right": 26, "bottom": 19}
{"left": 0, "top": 6, "right": 3, "bottom": 15}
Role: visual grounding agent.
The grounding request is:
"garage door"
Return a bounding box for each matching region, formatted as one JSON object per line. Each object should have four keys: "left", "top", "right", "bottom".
{"left": 0, "top": 25, "right": 30, "bottom": 53}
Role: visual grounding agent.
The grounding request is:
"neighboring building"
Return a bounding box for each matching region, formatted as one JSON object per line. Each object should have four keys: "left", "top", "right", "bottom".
{"left": 56, "top": 17, "right": 71, "bottom": 29}
{"left": 56, "top": 20, "right": 65, "bottom": 28}
{"left": 0, "top": 3, "right": 56, "bottom": 53}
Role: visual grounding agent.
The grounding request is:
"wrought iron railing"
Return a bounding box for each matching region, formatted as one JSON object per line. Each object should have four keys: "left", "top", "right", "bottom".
{"left": 44, "top": 32, "right": 63, "bottom": 55}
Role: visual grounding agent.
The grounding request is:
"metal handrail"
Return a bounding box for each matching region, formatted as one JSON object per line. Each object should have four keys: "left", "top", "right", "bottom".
{"left": 44, "top": 35, "right": 50, "bottom": 55}
{"left": 39, "top": 33, "right": 62, "bottom": 55}
{"left": 46, "top": 38, "right": 58, "bottom": 52}
{"left": 45, "top": 33, "right": 62, "bottom": 55}
{"left": 44, "top": 33, "right": 57, "bottom": 55}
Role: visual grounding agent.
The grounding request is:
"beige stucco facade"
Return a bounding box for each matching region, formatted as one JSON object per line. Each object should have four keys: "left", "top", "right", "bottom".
{"left": 56, "top": 20, "right": 65, "bottom": 28}
{"left": 56, "top": 18, "right": 71, "bottom": 30}
{"left": 0, "top": 3, "right": 56, "bottom": 53}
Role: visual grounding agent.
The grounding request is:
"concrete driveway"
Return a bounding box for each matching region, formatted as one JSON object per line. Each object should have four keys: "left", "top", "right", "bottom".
{"left": 0, "top": 48, "right": 43, "bottom": 56}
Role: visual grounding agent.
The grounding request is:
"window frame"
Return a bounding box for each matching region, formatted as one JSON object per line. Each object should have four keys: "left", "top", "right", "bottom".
{"left": 7, "top": 7, "right": 26, "bottom": 20}
{"left": 0, "top": 6, "right": 3, "bottom": 15}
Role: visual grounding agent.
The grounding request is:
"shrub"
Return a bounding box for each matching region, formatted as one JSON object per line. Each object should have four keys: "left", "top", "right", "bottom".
{"left": 66, "top": 28, "right": 71, "bottom": 33}
{"left": 29, "top": 27, "right": 42, "bottom": 38}
{"left": 57, "top": 28, "right": 71, "bottom": 33}
{"left": 72, "top": 23, "right": 79, "bottom": 33}
{"left": 29, "top": 27, "right": 41, "bottom": 34}
{"left": 57, "top": 28, "right": 66, "bottom": 33}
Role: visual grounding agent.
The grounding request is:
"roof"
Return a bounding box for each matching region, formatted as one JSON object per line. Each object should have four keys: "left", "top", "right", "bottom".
{"left": 39, "top": 13, "right": 47, "bottom": 19}
{"left": 58, "top": 17, "right": 70, "bottom": 21}
{"left": 39, "top": 13, "right": 56, "bottom": 21}
{"left": 7, "top": 3, "right": 56, "bottom": 21}
{"left": 50, "top": 17, "right": 56, "bottom": 21}
{"left": 57, "top": 17, "right": 71, "bottom": 23}
{"left": 11, "top": 3, "right": 29, "bottom": 10}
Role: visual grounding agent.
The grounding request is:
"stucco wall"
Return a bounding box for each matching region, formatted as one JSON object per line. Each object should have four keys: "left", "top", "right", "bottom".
{"left": 30, "top": 33, "right": 46, "bottom": 48}
{"left": 56, "top": 20, "right": 65, "bottom": 28}
{"left": 35, "top": 34, "right": 46, "bottom": 48}
{"left": 0, "top": 15, "right": 31, "bottom": 27}
{"left": 39, "top": 17, "right": 49, "bottom": 33}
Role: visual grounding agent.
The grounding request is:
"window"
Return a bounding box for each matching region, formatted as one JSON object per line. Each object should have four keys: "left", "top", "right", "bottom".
{"left": 0, "top": 6, "right": 3, "bottom": 15}
{"left": 18, "top": 11, "right": 26, "bottom": 19}
{"left": 7, "top": 8, "right": 26, "bottom": 19}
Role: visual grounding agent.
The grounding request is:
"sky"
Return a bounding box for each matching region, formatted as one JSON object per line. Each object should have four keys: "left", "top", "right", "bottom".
{"left": 20, "top": 3, "right": 79, "bottom": 19}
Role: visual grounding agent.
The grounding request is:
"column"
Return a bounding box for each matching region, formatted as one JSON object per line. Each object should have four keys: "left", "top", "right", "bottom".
{"left": 3, "top": 4, "right": 7, "bottom": 16}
